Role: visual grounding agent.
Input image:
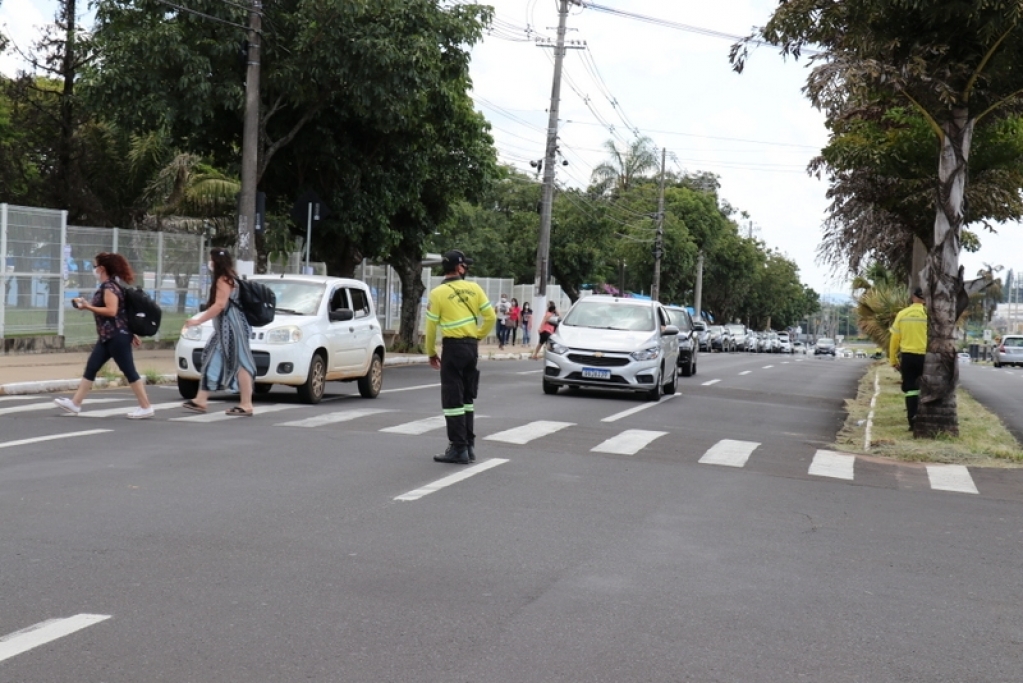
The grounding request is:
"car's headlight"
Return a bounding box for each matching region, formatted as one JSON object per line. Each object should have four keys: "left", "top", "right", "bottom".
{"left": 181, "top": 325, "right": 203, "bottom": 341}
{"left": 265, "top": 326, "right": 303, "bottom": 344}
{"left": 630, "top": 346, "right": 661, "bottom": 362}
{"left": 547, "top": 340, "right": 569, "bottom": 355}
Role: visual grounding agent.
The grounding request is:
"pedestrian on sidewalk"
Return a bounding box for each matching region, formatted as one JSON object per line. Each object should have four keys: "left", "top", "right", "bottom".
{"left": 495, "top": 293, "right": 510, "bottom": 349}
{"left": 521, "top": 302, "right": 533, "bottom": 347}
{"left": 425, "top": 249, "right": 496, "bottom": 464}
{"left": 531, "top": 301, "right": 559, "bottom": 360}
{"left": 181, "top": 248, "right": 257, "bottom": 416}
{"left": 889, "top": 287, "right": 928, "bottom": 430}
{"left": 54, "top": 252, "right": 154, "bottom": 419}
{"left": 509, "top": 298, "right": 521, "bottom": 346}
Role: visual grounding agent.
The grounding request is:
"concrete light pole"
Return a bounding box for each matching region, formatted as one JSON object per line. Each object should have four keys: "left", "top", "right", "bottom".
{"left": 236, "top": 0, "right": 262, "bottom": 276}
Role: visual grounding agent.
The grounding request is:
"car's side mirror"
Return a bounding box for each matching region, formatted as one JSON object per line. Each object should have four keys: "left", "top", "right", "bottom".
{"left": 662, "top": 324, "right": 680, "bottom": 336}
{"left": 329, "top": 308, "right": 355, "bottom": 322}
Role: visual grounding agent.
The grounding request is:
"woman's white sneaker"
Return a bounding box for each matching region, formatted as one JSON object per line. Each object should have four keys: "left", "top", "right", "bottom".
{"left": 127, "top": 406, "right": 155, "bottom": 419}
{"left": 54, "top": 397, "right": 81, "bottom": 415}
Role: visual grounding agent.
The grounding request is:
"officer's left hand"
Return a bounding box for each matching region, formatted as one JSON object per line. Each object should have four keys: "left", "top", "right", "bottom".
{"left": 429, "top": 355, "right": 441, "bottom": 370}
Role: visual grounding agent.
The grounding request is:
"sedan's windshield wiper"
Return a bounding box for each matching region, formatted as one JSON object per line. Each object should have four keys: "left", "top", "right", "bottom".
{"left": 274, "top": 307, "right": 306, "bottom": 315}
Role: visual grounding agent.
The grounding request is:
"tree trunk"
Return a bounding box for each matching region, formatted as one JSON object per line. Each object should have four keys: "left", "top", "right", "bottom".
{"left": 916, "top": 107, "right": 973, "bottom": 438}
{"left": 387, "top": 247, "right": 426, "bottom": 352}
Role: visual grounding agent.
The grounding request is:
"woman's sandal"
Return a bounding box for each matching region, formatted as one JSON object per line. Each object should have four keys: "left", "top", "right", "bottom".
{"left": 225, "top": 406, "right": 254, "bottom": 417}
{"left": 182, "top": 400, "right": 207, "bottom": 413}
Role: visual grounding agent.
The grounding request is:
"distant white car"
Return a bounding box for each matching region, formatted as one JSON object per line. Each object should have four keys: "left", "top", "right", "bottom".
{"left": 957, "top": 352, "right": 972, "bottom": 365}
{"left": 175, "top": 275, "right": 386, "bottom": 404}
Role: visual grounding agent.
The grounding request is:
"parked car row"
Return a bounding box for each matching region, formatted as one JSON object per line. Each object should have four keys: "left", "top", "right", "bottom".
{"left": 694, "top": 324, "right": 803, "bottom": 354}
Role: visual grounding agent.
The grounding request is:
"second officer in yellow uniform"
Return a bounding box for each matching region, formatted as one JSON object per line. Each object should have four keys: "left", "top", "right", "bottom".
{"left": 889, "top": 287, "right": 928, "bottom": 429}
{"left": 425, "top": 250, "right": 496, "bottom": 464}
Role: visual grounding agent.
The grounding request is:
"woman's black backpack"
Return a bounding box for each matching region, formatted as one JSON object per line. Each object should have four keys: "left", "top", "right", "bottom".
{"left": 236, "top": 279, "right": 276, "bottom": 327}
{"left": 121, "top": 285, "right": 162, "bottom": 337}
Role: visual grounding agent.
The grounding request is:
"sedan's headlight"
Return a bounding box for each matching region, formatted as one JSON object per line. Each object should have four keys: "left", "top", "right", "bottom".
{"left": 181, "top": 325, "right": 203, "bottom": 341}
{"left": 547, "top": 340, "right": 569, "bottom": 355}
{"left": 630, "top": 346, "right": 661, "bottom": 362}
{"left": 265, "top": 326, "right": 303, "bottom": 344}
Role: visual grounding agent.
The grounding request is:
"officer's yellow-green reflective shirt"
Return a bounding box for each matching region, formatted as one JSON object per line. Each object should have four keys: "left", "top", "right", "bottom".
{"left": 889, "top": 302, "right": 927, "bottom": 365}
{"left": 424, "top": 279, "right": 497, "bottom": 355}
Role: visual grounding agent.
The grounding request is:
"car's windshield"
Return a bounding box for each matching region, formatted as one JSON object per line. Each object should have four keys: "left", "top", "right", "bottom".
{"left": 818, "top": 338, "right": 834, "bottom": 345}
{"left": 563, "top": 300, "right": 655, "bottom": 331}
{"left": 667, "top": 309, "right": 692, "bottom": 331}
{"left": 257, "top": 279, "right": 325, "bottom": 316}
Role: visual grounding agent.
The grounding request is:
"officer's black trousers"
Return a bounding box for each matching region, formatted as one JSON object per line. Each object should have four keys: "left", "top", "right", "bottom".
{"left": 440, "top": 338, "right": 480, "bottom": 448}
{"left": 900, "top": 352, "right": 925, "bottom": 427}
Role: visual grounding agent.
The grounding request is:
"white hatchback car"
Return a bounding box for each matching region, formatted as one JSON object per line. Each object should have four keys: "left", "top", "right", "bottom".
{"left": 175, "top": 275, "right": 386, "bottom": 404}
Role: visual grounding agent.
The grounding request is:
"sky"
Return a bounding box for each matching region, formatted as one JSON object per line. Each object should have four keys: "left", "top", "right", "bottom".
{"left": 2, "top": 0, "right": 1021, "bottom": 298}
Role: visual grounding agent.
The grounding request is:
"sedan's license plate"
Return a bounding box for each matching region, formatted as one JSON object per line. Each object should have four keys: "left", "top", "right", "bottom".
{"left": 582, "top": 367, "right": 612, "bottom": 380}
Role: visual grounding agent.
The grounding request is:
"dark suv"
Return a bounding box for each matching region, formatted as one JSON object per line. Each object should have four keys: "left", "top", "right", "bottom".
{"left": 665, "top": 306, "right": 699, "bottom": 377}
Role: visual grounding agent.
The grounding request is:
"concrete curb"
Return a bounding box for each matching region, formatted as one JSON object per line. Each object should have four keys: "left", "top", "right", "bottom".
{"left": 0, "top": 352, "right": 533, "bottom": 396}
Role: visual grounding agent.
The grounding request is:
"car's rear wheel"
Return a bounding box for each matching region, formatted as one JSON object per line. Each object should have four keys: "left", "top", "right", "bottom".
{"left": 994, "top": 361, "right": 1002, "bottom": 368}
{"left": 358, "top": 353, "right": 383, "bottom": 398}
{"left": 177, "top": 376, "right": 199, "bottom": 400}
{"left": 542, "top": 379, "right": 559, "bottom": 395}
{"left": 298, "top": 352, "right": 327, "bottom": 404}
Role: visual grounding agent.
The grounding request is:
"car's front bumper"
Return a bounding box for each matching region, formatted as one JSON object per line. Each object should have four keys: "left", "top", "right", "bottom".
{"left": 175, "top": 339, "right": 312, "bottom": 385}
{"left": 544, "top": 349, "right": 662, "bottom": 392}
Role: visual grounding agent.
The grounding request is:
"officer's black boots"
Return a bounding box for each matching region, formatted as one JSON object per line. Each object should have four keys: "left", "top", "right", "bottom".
{"left": 906, "top": 396, "right": 919, "bottom": 429}
{"left": 434, "top": 444, "right": 470, "bottom": 465}
{"left": 468, "top": 444, "right": 476, "bottom": 462}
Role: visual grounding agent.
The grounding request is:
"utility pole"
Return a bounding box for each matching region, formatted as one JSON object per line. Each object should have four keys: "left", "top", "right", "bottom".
{"left": 236, "top": 0, "right": 262, "bottom": 276}
{"left": 533, "top": 0, "right": 574, "bottom": 319}
{"left": 693, "top": 251, "right": 704, "bottom": 321}
{"left": 651, "top": 146, "right": 666, "bottom": 302}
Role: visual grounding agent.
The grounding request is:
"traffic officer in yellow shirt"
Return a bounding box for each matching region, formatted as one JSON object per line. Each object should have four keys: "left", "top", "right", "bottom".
{"left": 889, "top": 287, "right": 928, "bottom": 429}
{"left": 425, "top": 250, "right": 497, "bottom": 464}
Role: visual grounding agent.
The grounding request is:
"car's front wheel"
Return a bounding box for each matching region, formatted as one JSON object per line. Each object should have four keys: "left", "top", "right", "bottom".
{"left": 358, "top": 353, "right": 383, "bottom": 398}
{"left": 542, "top": 379, "right": 559, "bottom": 395}
{"left": 663, "top": 365, "right": 677, "bottom": 395}
{"left": 298, "top": 352, "right": 327, "bottom": 404}
{"left": 646, "top": 371, "right": 663, "bottom": 402}
{"left": 254, "top": 383, "right": 273, "bottom": 395}
{"left": 177, "top": 376, "right": 199, "bottom": 400}
{"left": 680, "top": 355, "right": 694, "bottom": 377}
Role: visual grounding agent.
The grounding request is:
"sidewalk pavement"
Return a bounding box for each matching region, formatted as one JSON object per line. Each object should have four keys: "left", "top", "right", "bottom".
{"left": 0, "top": 340, "right": 542, "bottom": 395}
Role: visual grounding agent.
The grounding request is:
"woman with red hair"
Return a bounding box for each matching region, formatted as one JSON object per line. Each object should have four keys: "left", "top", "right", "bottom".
{"left": 54, "top": 252, "right": 154, "bottom": 418}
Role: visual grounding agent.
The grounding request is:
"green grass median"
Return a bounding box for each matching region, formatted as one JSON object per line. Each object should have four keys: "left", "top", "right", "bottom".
{"left": 834, "top": 362, "right": 1023, "bottom": 467}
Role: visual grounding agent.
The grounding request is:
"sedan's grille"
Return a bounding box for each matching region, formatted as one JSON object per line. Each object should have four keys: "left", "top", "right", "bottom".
{"left": 567, "top": 353, "right": 630, "bottom": 367}
{"left": 193, "top": 347, "right": 270, "bottom": 377}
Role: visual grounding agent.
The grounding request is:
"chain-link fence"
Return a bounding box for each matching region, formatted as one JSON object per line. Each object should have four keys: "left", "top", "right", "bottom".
{"left": 2, "top": 203, "right": 574, "bottom": 348}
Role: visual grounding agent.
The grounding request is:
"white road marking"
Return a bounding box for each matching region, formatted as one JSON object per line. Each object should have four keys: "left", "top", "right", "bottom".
{"left": 0, "top": 429, "right": 113, "bottom": 450}
{"left": 591, "top": 429, "right": 667, "bottom": 455}
{"left": 170, "top": 403, "right": 300, "bottom": 422}
{"left": 926, "top": 465, "right": 979, "bottom": 494}
{"left": 0, "top": 396, "right": 35, "bottom": 403}
{"left": 484, "top": 420, "right": 574, "bottom": 444}
{"left": 76, "top": 401, "right": 194, "bottom": 418}
{"left": 601, "top": 394, "right": 677, "bottom": 422}
{"left": 698, "top": 439, "right": 759, "bottom": 467}
{"left": 762, "top": 365, "right": 774, "bottom": 369}
{"left": 381, "top": 416, "right": 447, "bottom": 435}
{"left": 739, "top": 370, "right": 751, "bottom": 375}
{"left": 808, "top": 450, "right": 855, "bottom": 480}
{"left": 380, "top": 383, "right": 441, "bottom": 394}
{"left": 0, "top": 614, "right": 111, "bottom": 663}
{"left": 701, "top": 379, "right": 721, "bottom": 386}
{"left": 516, "top": 370, "right": 544, "bottom": 375}
{"left": 0, "top": 398, "right": 124, "bottom": 417}
{"left": 275, "top": 408, "right": 392, "bottom": 428}
{"left": 394, "top": 458, "right": 509, "bottom": 501}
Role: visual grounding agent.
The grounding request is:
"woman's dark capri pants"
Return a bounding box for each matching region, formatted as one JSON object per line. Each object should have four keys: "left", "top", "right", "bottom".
{"left": 84, "top": 332, "right": 141, "bottom": 384}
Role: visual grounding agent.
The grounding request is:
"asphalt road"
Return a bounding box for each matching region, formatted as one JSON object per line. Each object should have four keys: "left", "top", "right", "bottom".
{"left": 1, "top": 352, "right": 1021, "bottom": 682}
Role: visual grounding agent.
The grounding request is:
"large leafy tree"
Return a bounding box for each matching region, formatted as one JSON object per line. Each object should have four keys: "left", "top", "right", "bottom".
{"left": 733, "top": 0, "right": 1023, "bottom": 437}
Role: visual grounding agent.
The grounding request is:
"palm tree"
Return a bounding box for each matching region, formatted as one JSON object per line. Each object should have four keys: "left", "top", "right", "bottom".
{"left": 590, "top": 136, "right": 658, "bottom": 198}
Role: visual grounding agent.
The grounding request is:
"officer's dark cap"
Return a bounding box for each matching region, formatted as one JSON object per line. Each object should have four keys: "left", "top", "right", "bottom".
{"left": 441, "top": 250, "right": 473, "bottom": 272}
{"left": 912, "top": 287, "right": 925, "bottom": 300}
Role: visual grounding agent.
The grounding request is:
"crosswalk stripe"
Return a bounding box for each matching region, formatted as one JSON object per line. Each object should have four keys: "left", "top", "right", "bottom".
{"left": 394, "top": 458, "right": 509, "bottom": 501}
{"left": 75, "top": 401, "right": 196, "bottom": 418}
{"left": 739, "top": 371, "right": 751, "bottom": 375}
{"left": 380, "top": 416, "right": 447, "bottom": 435}
{"left": 926, "top": 465, "right": 979, "bottom": 494}
{"left": 591, "top": 429, "right": 667, "bottom": 455}
{"left": 601, "top": 394, "right": 676, "bottom": 422}
{"left": 0, "top": 429, "right": 113, "bottom": 450}
{"left": 275, "top": 408, "right": 392, "bottom": 428}
{"left": 698, "top": 439, "right": 759, "bottom": 467}
{"left": 169, "top": 403, "right": 300, "bottom": 423}
{"left": 0, "top": 398, "right": 126, "bottom": 417}
{"left": 0, "top": 614, "right": 111, "bottom": 664}
{"left": 484, "top": 420, "right": 575, "bottom": 445}
{"left": 0, "top": 396, "right": 35, "bottom": 403}
{"left": 808, "top": 450, "right": 855, "bottom": 480}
